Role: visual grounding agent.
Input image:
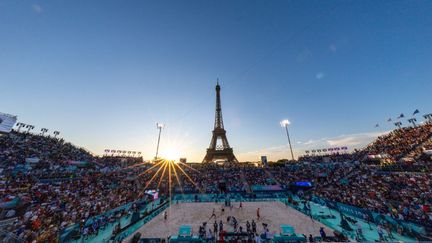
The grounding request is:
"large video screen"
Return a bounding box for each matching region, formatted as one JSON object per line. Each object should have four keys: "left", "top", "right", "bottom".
{"left": 0, "top": 113, "right": 17, "bottom": 134}
{"left": 145, "top": 189, "right": 159, "bottom": 200}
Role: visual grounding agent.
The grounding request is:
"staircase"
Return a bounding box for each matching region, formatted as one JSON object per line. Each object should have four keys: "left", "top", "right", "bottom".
{"left": 263, "top": 168, "right": 281, "bottom": 186}
{"left": 239, "top": 167, "right": 252, "bottom": 193}
{"left": 403, "top": 134, "right": 432, "bottom": 160}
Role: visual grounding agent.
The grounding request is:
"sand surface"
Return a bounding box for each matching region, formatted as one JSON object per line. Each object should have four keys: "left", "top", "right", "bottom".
{"left": 126, "top": 201, "right": 332, "bottom": 240}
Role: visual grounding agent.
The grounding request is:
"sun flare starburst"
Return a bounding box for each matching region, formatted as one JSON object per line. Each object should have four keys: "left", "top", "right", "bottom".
{"left": 136, "top": 158, "right": 202, "bottom": 198}
{"left": 160, "top": 147, "right": 181, "bottom": 161}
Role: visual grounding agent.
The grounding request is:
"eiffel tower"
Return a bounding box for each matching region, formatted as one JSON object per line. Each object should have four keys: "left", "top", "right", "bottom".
{"left": 203, "top": 81, "right": 238, "bottom": 163}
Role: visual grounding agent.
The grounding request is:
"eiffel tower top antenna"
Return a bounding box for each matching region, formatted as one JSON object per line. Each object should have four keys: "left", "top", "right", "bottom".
{"left": 214, "top": 78, "right": 223, "bottom": 129}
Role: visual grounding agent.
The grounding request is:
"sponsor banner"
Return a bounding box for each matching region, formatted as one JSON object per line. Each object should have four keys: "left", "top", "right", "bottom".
{"left": 400, "top": 221, "right": 427, "bottom": 235}
{"left": 0, "top": 112, "right": 17, "bottom": 133}
{"left": 25, "top": 157, "right": 40, "bottom": 163}
{"left": 0, "top": 197, "right": 21, "bottom": 209}
{"left": 312, "top": 196, "right": 372, "bottom": 219}
{"left": 294, "top": 181, "right": 313, "bottom": 187}
{"left": 251, "top": 184, "right": 283, "bottom": 191}
{"left": 312, "top": 196, "right": 427, "bottom": 236}
{"left": 336, "top": 201, "right": 373, "bottom": 220}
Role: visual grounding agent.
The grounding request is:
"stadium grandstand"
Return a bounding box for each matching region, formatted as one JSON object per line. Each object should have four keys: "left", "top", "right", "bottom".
{"left": 0, "top": 116, "right": 431, "bottom": 242}
{"left": 3, "top": 1, "right": 432, "bottom": 242}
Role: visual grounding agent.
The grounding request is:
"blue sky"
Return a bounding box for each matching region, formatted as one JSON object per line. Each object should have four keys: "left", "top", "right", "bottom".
{"left": 1, "top": 0, "right": 431, "bottom": 161}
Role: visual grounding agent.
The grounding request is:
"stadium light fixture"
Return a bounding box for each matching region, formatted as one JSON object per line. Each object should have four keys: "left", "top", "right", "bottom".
{"left": 155, "top": 123, "right": 165, "bottom": 160}
{"left": 280, "top": 119, "right": 290, "bottom": 127}
{"left": 16, "top": 122, "right": 26, "bottom": 132}
{"left": 424, "top": 113, "right": 432, "bottom": 123}
{"left": 408, "top": 118, "right": 417, "bottom": 127}
{"left": 53, "top": 131, "right": 60, "bottom": 138}
{"left": 40, "top": 128, "right": 48, "bottom": 136}
{"left": 280, "top": 119, "right": 294, "bottom": 161}
{"left": 26, "top": 124, "right": 35, "bottom": 133}
{"left": 394, "top": 121, "right": 402, "bottom": 129}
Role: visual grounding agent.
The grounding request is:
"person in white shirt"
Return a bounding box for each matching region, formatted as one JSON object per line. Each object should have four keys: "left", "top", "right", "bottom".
{"left": 206, "top": 229, "right": 213, "bottom": 240}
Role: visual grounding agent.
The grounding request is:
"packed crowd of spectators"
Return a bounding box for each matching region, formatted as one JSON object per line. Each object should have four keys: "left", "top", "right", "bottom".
{"left": 297, "top": 123, "right": 432, "bottom": 163}
{"left": 172, "top": 161, "right": 432, "bottom": 231}
{"left": 0, "top": 131, "right": 151, "bottom": 241}
{"left": 314, "top": 164, "right": 432, "bottom": 226}
{"left": 0, "top": 131, "right": 92, "bottom": 166}
{"left": 1, "top": 170, "right": 153, "bottom": 242}
{"left": 0, "top": 122, "right": 431, "bottom": 241}
{"left": 297, "top": 153, "right": 356, "bottom": 163}
{"left": 360, "top": 123, "right": 432, "bottom": 160}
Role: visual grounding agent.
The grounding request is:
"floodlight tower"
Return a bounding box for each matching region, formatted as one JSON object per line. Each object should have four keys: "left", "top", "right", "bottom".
{"left": 15, "top": 123, "right": 26, "bottom": 132}
{"left": 155, "top": 123, "right": 165, "bottom": 159}
{"left": 280, "top": 119, "right": 295, "bottom": 161}
{"left": 53, "top": 131, "right": 60, "bottom": 138}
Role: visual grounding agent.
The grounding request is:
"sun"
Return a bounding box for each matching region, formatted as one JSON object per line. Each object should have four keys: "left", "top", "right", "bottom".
{"left": 160, "top": 147, "right": 181, "bottom": 161}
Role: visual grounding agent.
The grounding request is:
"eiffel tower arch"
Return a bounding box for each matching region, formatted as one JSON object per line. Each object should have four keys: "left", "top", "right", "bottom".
{"left": 203, "top": 81, "right": 238, "bottom": 163}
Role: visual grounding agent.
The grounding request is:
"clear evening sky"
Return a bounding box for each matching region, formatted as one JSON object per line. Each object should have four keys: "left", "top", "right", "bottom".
{"left": 1, "top": 1, "right": 431, "bottom": 161}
